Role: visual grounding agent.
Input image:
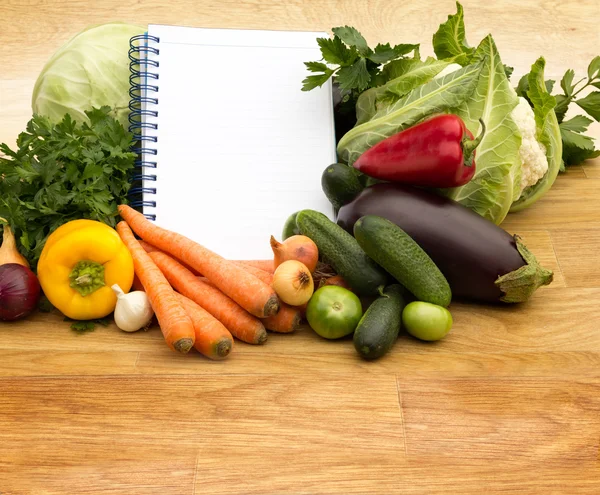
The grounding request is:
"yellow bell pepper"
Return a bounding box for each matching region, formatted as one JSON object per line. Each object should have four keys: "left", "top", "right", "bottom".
{"left": 38, "top": 219, "right": 134, "bottom": 320}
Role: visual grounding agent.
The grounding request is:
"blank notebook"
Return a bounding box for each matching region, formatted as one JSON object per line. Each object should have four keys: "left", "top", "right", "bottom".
{"left": 129, "top": 24, "right": 336, "bottom": 259}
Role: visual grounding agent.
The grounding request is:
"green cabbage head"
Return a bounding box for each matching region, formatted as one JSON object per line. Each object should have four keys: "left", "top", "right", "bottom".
{"left": 32, "top": 22, "right": 144, "bottom": 128}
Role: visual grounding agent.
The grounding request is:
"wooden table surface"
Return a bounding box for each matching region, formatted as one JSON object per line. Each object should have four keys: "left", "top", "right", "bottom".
{"left": 2, "top": 1, "right": 600, "bottom": 493}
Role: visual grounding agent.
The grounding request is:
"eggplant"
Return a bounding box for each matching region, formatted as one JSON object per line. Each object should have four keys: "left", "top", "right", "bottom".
{"left": 337, "top": 183, "right": 553, "bottom": 303}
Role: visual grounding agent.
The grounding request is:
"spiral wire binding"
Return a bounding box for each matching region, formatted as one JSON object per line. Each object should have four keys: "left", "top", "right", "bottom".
{"left": 128, "top": 34, "right": 160, "bottom": 220}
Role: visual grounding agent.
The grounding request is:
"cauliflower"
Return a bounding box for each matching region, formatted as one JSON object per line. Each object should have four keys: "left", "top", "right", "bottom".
{"left": 511, "top": 97, "right": 548, "bottom": 194}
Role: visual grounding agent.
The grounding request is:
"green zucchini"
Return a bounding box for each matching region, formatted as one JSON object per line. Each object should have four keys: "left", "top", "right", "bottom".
{"left": 296, "top": 210, "right": 387, "bottom": 296}
{"left": 354, "top": 215, "right": 452, "bottom": 307}
{"left": 353, "top": 284, "right": 406, "bottom": 360}
{"left": 321, "top": 163, "right": 364, "bottom": 210}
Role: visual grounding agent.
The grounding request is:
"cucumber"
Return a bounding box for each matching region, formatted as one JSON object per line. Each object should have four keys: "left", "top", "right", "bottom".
{"left": 282, "top": 211, "right": 301, "bottom": 240}
{"left": 296, "top": 210, "right": 387, "bottom": 296}
{"left": 354, "top": 215, "right": 452, "bottom": 307}
{"left": 353, "top": 284, "right": 406, "bottom": 360}
{"left": 321, "top": 163, "right": 364, "bottom": 210}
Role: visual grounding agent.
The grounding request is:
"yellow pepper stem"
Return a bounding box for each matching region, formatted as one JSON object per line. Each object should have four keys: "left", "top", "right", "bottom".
{"left": 69, "top": 260, "right": 106, "bottom": 297}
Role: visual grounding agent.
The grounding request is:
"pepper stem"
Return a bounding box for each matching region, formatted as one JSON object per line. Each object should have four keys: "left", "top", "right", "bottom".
{"left": 69, "top": 260, "right": 106, "bottom": 297}
{"left": 462, "top": 118, "right": 486, "bottom": 167}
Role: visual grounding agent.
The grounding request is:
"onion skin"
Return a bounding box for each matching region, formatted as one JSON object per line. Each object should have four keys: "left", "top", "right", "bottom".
{"left": 270, "top": 235, "right": 319, "bottom": 273}
{"left": 0, "top": 220, "right": 29, "bottom": 268}
{"left": 272, "top": 260, "right": 314, "bottom": 306}
{"left": 0, "top": 263, "right": 41, "bottom": 321}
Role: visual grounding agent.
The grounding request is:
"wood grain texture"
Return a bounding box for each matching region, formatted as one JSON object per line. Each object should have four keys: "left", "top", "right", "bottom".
{"left": 2, "top": 0, "right": 600, "bottom": 493}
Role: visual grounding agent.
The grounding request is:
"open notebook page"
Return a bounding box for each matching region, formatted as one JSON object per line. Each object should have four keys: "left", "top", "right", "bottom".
{"left": 143, "top": 24, "right": 336, "bottom": 260}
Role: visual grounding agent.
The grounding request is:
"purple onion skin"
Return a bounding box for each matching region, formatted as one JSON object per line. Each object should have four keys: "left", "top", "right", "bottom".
{"left": 337, "top": 183, "right": 526, "bottom": 303}
{"left": 0, "top": 263, "right": 41, "bottom": 321}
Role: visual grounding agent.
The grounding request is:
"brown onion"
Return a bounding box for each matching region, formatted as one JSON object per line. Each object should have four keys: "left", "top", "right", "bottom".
{"left": 0, "top": 263, "right": 41, "bottom": 321}
{"left": 270, "top": 235, "right": 319, "bottom": 273}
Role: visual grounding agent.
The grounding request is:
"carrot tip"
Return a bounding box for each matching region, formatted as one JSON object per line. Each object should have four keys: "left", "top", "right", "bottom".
{"left": 256, "top": 329, "right": 268, "bottom": 345}
{"left": 264, "top": 295, "right": 281, "bottom": 318}
{"left": 174, "top": 338, "right": 194, "bottom": 354}
{"left": 215, "top": 339, "right": 233, "bottom": 358}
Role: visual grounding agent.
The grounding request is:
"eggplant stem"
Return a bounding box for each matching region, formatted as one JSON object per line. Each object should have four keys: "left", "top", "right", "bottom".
{"left": 495, "top": 236, "right": 554, "bottom": 303}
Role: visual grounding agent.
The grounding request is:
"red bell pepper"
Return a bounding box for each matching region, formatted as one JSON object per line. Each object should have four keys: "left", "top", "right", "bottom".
{"left": 353, "top": 114, "right": 485, "bottom": 188}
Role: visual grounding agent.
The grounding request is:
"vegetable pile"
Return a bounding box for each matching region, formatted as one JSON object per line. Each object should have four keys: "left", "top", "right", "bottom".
{"left": 0, "top": 7, "right": 597, "bottom": 362}
{"left": 303, "top": 2, "right": 600, "bottom": 225}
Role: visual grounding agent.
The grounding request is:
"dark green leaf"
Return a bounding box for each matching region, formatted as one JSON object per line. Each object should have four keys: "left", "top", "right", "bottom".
{"left": 336, "top": 58, "right": 371, "bottom": 91}
{"left": 301, "top": 70, "right": 335, "bottom": 91}
{"left": 504, "top": 65, "right": 514, "bottom": 79}
{"left": 560, "top": 115, "right": 593, "bottom": 133}
{"left": 587, "top": 56, "right": 600, "bottom": 80}
{"left": 432, "top": 1, "right": 474, "bottom": 65}
{"left": 560, "top": 69, "right": 575, "bottom": 97}
{"left": 331, "top": 26, "right": 370, "bottom": 56}
{"left": 554, "top": 94, "right": 570, "bottom": 123}
{"left": 592, "top": 82, "right": 600, "bottom": 90}
{"left": 304, "top": 61, "right": 329, "bottom": 72}
{"left": 316, "top": 36, "right": 355, "bottom": 66}
{"left": 563, "top": 143, "right": 600, "bottom": 166}
{"left": 575, "top": 91, "right": 600, "bottom": 121}
{"left": 69, "top": 320, "right": 97, "bottom": 332}
{"left": 560, "top": 115, "right": 600, "bottom": 166}
{"left": 38, "top": 295, "right": 55, "bottom": 313}
{"left": 368, "top": 43, "right": 419, "bottom": 64}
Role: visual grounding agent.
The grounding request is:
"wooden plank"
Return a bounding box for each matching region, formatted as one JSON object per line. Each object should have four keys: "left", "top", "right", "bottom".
{"left": 511, "top": 230, "right": 565, "bottom": 288}
{"left": 0, "top": 350, "right": 139, "bottom": 376}
{"left": 0, "top": 374, "right": 404, "bottom": 494}
{"left": 552, "top": 229, "right": 600, "bottom": 288}
{"left": 398, "top": 377, "right": 600, "bottom": 461}
{"left": 502, "top": 177, "right": 600, "bottom": 231}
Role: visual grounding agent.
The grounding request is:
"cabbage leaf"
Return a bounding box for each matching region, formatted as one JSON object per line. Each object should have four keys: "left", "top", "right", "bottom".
{"left": 337, "top": 61, "right": 483, "bottom": 165}
{"left": 32, "top": 23, "right": 144, "bottom": 128}
{"left": 443, "top": 35, "right": 522, "bottom": 225}
{"left": 355, "top": 58, "right": 451, "bottom": 125}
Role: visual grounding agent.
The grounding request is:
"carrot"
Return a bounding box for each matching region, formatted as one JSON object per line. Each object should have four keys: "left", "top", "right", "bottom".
{"left": 232, "top": 264, "right": 303, "bottom": 334}
{"left": 231, "top": 260, "right": 275, "bottom": 273}
{"left": 118, "top": 205, "right": 280, "bottom": 318}
{"left": 175, "top": 293, "right": 233, "bottom": 360}
{"left": 115, "top": 221, "right": 195, "bottom": 353}
{"left": 140, "top": 240, "right": 199, "bottom": 275}
{"left": 147, "top": 249, "right": 268, "bottom": 345}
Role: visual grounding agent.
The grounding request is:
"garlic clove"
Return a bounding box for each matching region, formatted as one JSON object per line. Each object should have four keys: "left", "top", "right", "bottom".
{"left": 111, "top": 284, "right": 154, "bottom": 332}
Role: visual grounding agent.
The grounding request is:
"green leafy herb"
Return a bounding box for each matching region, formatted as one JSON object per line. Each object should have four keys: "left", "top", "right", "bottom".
{"left": 560, "top": 116, "right": 600, "bottom": 166}
{"left": 67, "top": 317, "right": 111, "bottom": 332}
{"left": 0, "top": 106, "right": 136, "bottom": 269}
{"left": 302, "top": 26, "right": 420, "bottom": 95}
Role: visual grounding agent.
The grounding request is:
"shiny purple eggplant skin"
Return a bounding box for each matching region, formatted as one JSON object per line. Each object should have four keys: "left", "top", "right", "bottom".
{"left": 337, "top": 183, "right": 526, "bottom": 303}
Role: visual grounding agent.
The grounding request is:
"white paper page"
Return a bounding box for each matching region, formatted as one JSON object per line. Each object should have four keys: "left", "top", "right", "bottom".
{"left": 143, "top": 24, "right": 336, "bottom": 259}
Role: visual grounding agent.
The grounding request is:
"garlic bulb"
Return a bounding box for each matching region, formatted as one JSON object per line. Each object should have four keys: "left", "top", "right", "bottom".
{"left": 111, "top": 284, "right": 154, "bottom": 332}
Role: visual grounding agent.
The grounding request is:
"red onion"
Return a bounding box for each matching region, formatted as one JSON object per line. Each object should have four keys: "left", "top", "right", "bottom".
{"left": 0, "top": 263, "right": 41, "bottom": 321}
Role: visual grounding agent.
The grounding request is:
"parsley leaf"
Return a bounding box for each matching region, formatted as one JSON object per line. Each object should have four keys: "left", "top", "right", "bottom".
{"left": 337, "top": 58, "right": 371, "bottom": 91}
{"left": 331, "top": 26, "right": 371, "bottom": 57}
{"left": 560, "top": 69, "right": 575, "bottom": 97}
{"left": 0, "top": 106, "right": 136, "bottom": 269}
{"left": 575, "top": 91, "right": 600, "bottom": 121}
{"left": 302, "top": 26, "right": 420, "bottom": 96}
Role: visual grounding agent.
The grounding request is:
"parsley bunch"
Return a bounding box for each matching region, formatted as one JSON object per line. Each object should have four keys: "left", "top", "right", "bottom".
{"left": 0, "top": 106, "right": 136, "bottom": 269}
{"left": 302, "top": 26, "right": 419, "bottom": 96}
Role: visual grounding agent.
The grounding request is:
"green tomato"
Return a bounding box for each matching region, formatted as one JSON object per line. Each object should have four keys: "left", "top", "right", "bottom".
{"left": 306, "top": 286, "right": 363, "bottom": 339}
{"left": 402, "top": 301, "right": 453, "bottom": 341}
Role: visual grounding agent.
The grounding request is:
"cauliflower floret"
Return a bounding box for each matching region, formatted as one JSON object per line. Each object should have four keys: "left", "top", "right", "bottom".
{"left": 511, "top": 97, "right": 548, "bottom": 193}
